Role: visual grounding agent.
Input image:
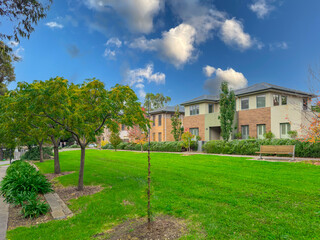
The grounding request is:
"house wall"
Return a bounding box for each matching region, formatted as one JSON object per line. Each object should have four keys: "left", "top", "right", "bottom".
{"left": 183, "top": 114, "right": 205, "bottom": 140}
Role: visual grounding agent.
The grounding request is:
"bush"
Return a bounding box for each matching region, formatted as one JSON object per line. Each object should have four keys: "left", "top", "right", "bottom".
{"left": 0, "top": 161, "right": 52, "bottom": 218}
{"left": 203, "top": 139, "right": 320, "bottom": 158}
{"left": 69, "top": 144, "right": 80, "bottom": 148}
{"left": 21, "top": 146, "right": 53, "bottom": 160}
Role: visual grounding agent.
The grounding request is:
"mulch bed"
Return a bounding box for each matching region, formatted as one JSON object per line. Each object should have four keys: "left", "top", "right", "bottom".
{"left": 7, "top": 195, "right": 52, "bottom": 230}
{"left": 94, "top": 216, "right": 187, "bottom": 240}
{"left": 7, "top": 172, "right": 103, "bottom": 230}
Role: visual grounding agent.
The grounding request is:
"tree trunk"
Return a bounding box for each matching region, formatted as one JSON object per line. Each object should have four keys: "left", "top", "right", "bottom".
{"left": 50, "top": 136, "right": 61, "bottom": 174}
{"left": 39, "top": 141, "right": 44, "bottom": 162}
{"left": 141, "top": 144, "right": 143, "bottom": 152}
{"left": 77, "top": 144, "right": 86, "bottom": 191}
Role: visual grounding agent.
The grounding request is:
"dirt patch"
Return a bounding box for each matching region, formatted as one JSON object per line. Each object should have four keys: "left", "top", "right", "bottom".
{"left": 94, "top": 216, "right": 186, "bottom": 240}
{"left": 304, "top": 160, "right": 320, "bottom": 166}
{"left": 54, "top": 185, "right": 103, "bottom": 202}
{"left": 45, "top": 171, "right": 75, "bottom": 181}
{"left": 7, "top": 195, "right": 52, "bottom": 230}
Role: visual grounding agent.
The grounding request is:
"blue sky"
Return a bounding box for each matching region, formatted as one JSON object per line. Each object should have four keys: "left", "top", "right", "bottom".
{"left": 5, "top": 0, "right": 320, "bottom": 105}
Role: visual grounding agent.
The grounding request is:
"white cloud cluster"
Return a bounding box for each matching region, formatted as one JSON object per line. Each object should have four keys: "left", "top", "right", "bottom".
{"left": 204, "top": 66, "right": 248, "bottom": 94}
{"left": 45, "top": 21, "right": 64, "bottom": 29}
{"left": 104, "top": 37, "right": 122, "bottom": 59}
{"left": 84, "top": 0, "right": 162, "bottom": 33}
{"left": 269, "top": 41, "right": 288, "bottom": 50}
{"left": 8, "top": 41, "right": 19, "bottom": 47}
{"left": 249, "top": 0, "right": 275, "bottom": 19}
{"left": 124, "top": 64, "right": 165, "bottom": 98}
{"left": 203, "top": 65, "right": 216, "bottom": 77}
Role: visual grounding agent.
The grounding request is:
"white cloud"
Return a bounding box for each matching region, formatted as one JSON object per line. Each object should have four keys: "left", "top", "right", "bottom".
{"left": 269, "top": 41, "right": 288, "bottom": 50}
{"left": 14, "top": 46, "right": 25, "bottom": 59}
{"left": 203, "top": 65, "right": 216, "bottom": 77}
{"left": 106, "top": 37, "right": 122, "bottom": 48}
{"left": 249, "top": 0, "right": 275, "bottom": 19}
{"left": 46, "top": 22, "right": 64, "bottom": 29}
{"left": 8, "top": 41, "right": 19, "bottom": 47}
{"left": 84, "top": 0, "right": 162, "bottom": 34}
{"left": 124, "top": 64, "right": 165, "bottom": 98}
{"left": 204, "top": 67, "right": 248, "bottom": 94}
{"left": 220, "top": 18, "right": 255, "bottom": 50}
{"left": 103, "top": 49, "right": 116, "bottom": 59}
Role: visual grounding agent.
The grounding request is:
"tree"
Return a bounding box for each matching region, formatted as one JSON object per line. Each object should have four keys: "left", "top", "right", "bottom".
{"left": 31, "top": 77, "right": 148, "bottom": 191}
{"left": 181, "top": 131, "right": 193, "bottom": 152}
{"left": 109, "top": 131, "right": 122, "bottom": 151}
{"left": 219, "top": 82, "right": 236, "bottom": 141}
{"left": 128, "top": 125, "right": 147, "bottom": 152}
{"left": 171, "top": 106, "right": 184, "bottom": 141}
{"left": 143, "top": 93, "right": 171, "bottom": 110}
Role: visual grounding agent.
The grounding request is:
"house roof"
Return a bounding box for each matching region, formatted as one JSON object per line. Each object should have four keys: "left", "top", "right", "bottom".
{"left": 149, "top": 106, "right": 185, "bottom": 114}
{"left": 181, "top": 82, "right": 316, "bottom": 105}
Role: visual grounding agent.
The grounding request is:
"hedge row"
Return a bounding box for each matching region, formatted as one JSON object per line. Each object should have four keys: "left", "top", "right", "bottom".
{"left": 21, "top": 146, "right": 53, "bottom": 161}
{"left": 103, "top": 141, "right": 198, "bottom": 152}
{"left": 203, "top": 139, "right": 320, "bottom": 158}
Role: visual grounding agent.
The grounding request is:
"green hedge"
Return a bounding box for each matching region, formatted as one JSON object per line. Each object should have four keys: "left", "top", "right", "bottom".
{"left": 203, "top": 139, "right": 320, "bottom": 158}
{"left": 102, "top": 141, "right": 198, "bottom": 152}
{"left": 21, "top": 146, "right": 53, "bottom": 161}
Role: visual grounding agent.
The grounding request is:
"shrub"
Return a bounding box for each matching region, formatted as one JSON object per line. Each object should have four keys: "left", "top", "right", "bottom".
{"left": 69, "top": 144, "right": 80, "bottom": 148}
{"left": 21, "top": 146, "right": 53, "bottom": 160}
{"left": 264, "top": 131, "right": 275, "bottom": 140}
{"left": 0, "top": 161, "right": 52, "bottom": 218}
{"left": 203, "top": 139, "right": 320, "bottom": 158}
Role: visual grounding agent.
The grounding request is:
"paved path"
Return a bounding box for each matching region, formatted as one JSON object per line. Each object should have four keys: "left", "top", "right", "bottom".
{"left": 0, "top": 165, "right": 9, "bottom": 240}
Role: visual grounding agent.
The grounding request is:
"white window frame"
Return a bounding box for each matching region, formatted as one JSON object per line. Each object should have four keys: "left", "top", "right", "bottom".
{"left": 281, "top": 95, "right": 287, "bottom": 105}
{"left": 257, "top": 124, "right": 266, "bottom": 139}
{"left": 273, "top": 95, "right": 280, "bottom": 106}
{"left": 190, "top": 105, "right": 200, "bottom": 116}
{"left": 256, "top": 95, "right": 266, "bottom": 108}
{"left": 208, "top": 104, "right": 214, "bottom": 113}
{"left": 241, "top": 125, "right": 249, "bottom": 139}
{"left": 280, "top": 123, "right": 291, "bottom": 139}
{"left": 241, "top": 98, "right": 249, "bottom": 110}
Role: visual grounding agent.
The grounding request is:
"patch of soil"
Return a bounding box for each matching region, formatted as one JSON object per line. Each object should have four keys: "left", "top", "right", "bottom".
{"left": 45, "top": 171, "right": 75, "bottom": 181}
{"left": 94, "top": 216, "right": 186, "bottom": 240}
{"left": 7, "top": 195, "right": 52, "bottom": 230}
{"left": 304, "top": 160, "right": 320, "bottom": 166}
{"left": 54, "top": 185, "right": 103, "bottom": 202}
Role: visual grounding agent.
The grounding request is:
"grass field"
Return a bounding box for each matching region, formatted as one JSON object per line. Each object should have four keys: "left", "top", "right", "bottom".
{"left": 7, "top": 150, "right": 320, "bottom": 239}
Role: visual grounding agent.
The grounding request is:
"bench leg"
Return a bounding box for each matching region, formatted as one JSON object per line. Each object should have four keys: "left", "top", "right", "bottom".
{"left": 259, "top": 153, "right": 262, "bottom": 160}
{"left": 292, "top": 152, "right": 295, "bottom": 162}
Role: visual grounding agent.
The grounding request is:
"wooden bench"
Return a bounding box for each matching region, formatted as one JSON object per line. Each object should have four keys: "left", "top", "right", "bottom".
{"left": 256, "top": 145, "right": 295, "bottom": 161}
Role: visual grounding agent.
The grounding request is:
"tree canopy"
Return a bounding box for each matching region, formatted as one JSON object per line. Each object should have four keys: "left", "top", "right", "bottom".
{"left": 143, "top": 93, "right": 171, "bottom": 110}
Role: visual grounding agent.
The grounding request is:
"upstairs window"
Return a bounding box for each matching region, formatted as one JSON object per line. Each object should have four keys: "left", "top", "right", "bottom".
{"left": 281, "top": 96, "right": 287, "bottom": 105}
{"left": 241, "top": 98, "right": 249, "bottom": 110}
{"left": 152, "top": 116, "right": 156, "bottom": 126}
{"left": 208, "top": 104, "right": 214, "bottom": 113}
{"left": 190, "top": 128, "right": 199, "bottom": 137}
{"left": 256, "top": 95, "right": 266, "bottom": 108}
{"left": 303, "top": 98, "right": 308, "bottom": 110}
{"left": 190, "top": 105, "right": 199, "bottom": 115}
{"left": 273, "top": 95, "right": 280, "bottom": 106}
{"left": 158, "top": 115, "right": 162, "bottom": 126}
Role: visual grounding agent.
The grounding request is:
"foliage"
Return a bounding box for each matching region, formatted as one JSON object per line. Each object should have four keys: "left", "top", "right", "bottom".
{"left": 109, "top": 131, "right": 122, "bottom": 151}
{"left": 171, "top": 106, "right": 184, "bottom": 141}
{"left": 8, "top": 150, "right": 320, "bottom": 239}
{"left": 219, "top": 82, "right": 236, "bottom": 141}
{"left": 301, "top": 100, "right": 320, "bottom": 143}
{"left": 21, "top": 197, "right": 50, "bottom": 219}
{"left": 181, "top": 131, "right": 194, "bottom": 152}
{"left": 263, "top": 131, "right": 275, "bottom": 140}
{"left": 288, "top": 130, "right": 298, "bottom": 139}
{"left": 143, "top": 93, "right": 171, "bottom": 110}
{"left": 235, "top": 132, "right": 242, "bottom": 139}
{"left": 203, "top": 139, "right": 320, "bottom": 157}
{"left": 70, "top": 144, "right": 81, "bottom": 148}
{"left": 20, "top": 146, "right": 53, "bottom": 160}
{"left": 127, "top": 126, "right": 147, "bottom": 151}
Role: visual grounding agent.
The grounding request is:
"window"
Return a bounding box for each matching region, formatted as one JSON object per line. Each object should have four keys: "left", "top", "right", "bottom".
{"left": 190, "top": 128, "right": 199, "bottom": 136}
{"left": 281, "top": 96, "right": 287, "bottom": 105}
{"left": 190, "top": 105, "right": 200, "bottom": 115}
{"left": 303, "top": 98, "right": 308, "bottom": 110}
{"left": 273, "top": 95, "right": 280, "bottom": 106}
{"left": 158, "top": 115, "right": 162, "bottom": 126}
{"left": 241, "top": 125, "right": 249, "bottom": 139}
{"left": 280, "top": 123, "right": 291, "bottom": 138}
{"left": 256, "top": 95, "right": 266, "bottom": 108}
{"left": 241, "top": 98, "right": 249, "bottom": 110}
{"left": 158, "top": 132, "right": 162, "bottom": 142}
{"left": 121, "top": 124, "right": 125, "bottom": 131}
{"left": 152, "top": 116, "right": 156, "bottom": 126}
{"left": 208, "top": 104, "right": 214, "bottom": 113}
{"left": 257, "top": 124, "right": 266, "bottom": 139}
{"left": 152, "top": 133, "right": 155, "bottom": 141}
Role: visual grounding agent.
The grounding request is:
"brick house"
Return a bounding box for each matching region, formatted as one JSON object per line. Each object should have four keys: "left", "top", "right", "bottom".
{"left": 181, "top": 83, "right": 316, "bottom": 141}
{"left": 149, "top": 106, "right": 184, "bottom": 142}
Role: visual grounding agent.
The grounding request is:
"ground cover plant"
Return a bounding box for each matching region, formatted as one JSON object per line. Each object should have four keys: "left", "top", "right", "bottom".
{"left": 0, "top": 161, "right": 52, "bottom": 218}
{"left": 7, "top": 150, "right": 320, "bottom": 239}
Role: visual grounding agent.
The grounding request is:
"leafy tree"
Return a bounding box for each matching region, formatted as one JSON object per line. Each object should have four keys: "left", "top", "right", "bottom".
{"left": 218, "top": 82, "right": 236, "bottom": 141}
{"left": 181, "top": 131, "right": 193, "bottom": 152}
{"left": 264, "top": 131, "right": 275, "bottom": 140}
{"left": 143, "top": 93, "right": 171, "bottom": 110}
{"left": 31, "top": 77, "right": 148, "bottom": 191}
{"left": 171, "top": 106, "right": 184, "bottom": 141}
{"left": 128, "top": 125, "right": 147, "bottom": 152}
{"left": 109, "top": 131, "right": 122, "bottom": 151}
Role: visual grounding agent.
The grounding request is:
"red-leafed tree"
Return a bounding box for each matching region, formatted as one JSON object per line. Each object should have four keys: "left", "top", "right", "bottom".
{"left": 128, "top": 125, "right": 147, "bottom": 152}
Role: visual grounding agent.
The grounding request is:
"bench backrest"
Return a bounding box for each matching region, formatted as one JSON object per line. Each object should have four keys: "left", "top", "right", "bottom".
{"left": 260, "top": 145, "right": 295, "bottom": 153}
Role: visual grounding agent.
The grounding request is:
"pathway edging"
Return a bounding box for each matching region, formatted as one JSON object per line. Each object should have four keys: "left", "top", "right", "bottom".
{"left": 0, "top": 166, "right": 9, "bottom": 240}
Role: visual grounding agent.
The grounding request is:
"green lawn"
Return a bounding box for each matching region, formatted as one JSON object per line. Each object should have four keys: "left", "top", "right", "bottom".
{"left": 7, "top": 150, "right": 320, "bottom": 239}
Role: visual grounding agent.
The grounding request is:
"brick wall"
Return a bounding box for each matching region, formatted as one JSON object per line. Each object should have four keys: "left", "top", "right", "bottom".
{"left": 238, "top": 107, "right": 271, "bottom": 138}
{"left": 183, "top": 115, "right": 205, "bottom": 140}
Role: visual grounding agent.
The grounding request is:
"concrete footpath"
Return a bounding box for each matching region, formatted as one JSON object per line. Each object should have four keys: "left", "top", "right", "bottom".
{"left": 0, "top": 165, "right": 8, "bottom": 240}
